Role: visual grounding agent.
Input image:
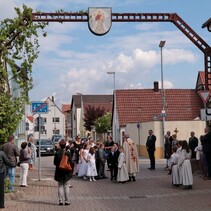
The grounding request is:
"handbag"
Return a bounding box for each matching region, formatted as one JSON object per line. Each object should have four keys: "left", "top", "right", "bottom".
{"left": 59, "top": 151, "right": 72, "bottom": 171}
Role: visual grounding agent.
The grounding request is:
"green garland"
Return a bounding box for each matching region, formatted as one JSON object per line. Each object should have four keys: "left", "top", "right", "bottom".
{"left": 0, "top": 4, "right": 47, "bottom": 144}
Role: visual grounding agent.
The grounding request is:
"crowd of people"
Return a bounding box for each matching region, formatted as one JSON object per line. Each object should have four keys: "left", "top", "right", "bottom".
{"left": 164, "top": 127, "right": 211, "bottom": 191}
{"left": 1, "top": 126, "right": 211, "bottom": 207}
{"left": 55, "top": 133, "right": 139, "bottom": 183}
{"left": 0, "top": 134, "right": 37, "bottom": 209}
{"left": 53, "top": 133, "right": 139, "bottom": 205}
{"left": 169, "top": 140, "right": 193, "bottom": 189}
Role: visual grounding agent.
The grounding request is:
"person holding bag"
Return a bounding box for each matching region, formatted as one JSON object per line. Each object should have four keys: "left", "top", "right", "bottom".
{"left": 54, "top": 139, "right": 73, "bottom": 206}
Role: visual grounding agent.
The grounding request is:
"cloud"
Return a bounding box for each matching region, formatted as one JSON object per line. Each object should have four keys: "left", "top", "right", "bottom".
{"left": 0, "top": 0, "right": 16, "bottom": 19}
{"left": 39, "top": 33, "right": 75, "bottom": 53}
{"left": 1, "top": 0, "right": 201, "bottom": 107}
{"left": 164, "top": 49, "right": 196, "bottom": 64}
{"left": 158, "top": 80, "right": 174, "bottom": 89}
{"left": 53, "top": 46, "right": 194, "bottom": 104}
{"left": 104, "top": 48, "right": 196, "bottom": 75}
{"left": 33, "top": 38, "right": 196, "bottom": 98}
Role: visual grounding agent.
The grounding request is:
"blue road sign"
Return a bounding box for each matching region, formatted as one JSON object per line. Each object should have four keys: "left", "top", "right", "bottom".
{"left": 31, "top": 101, "right": 49, "bottom": 113}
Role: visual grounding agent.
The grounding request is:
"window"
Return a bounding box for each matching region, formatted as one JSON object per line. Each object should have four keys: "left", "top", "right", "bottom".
{"left": 41, "top": 128, "right": 47, "bottom": 135}
{"left": 52, "top": 117, "right": 60, "bottom": 123}
{"left": 53, "top": 129, "right": 60, "bottom": 135}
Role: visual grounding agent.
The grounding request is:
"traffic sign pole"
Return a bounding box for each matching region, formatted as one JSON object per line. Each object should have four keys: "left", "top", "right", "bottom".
{"left": 198, "top": 90, "right": 210, "bottom": 103}
{"left": 38, "top": 114, "right": 41, "bottom": 181}
{"left": 198, "top": 90, "right": 211, "bottom": 125}
{"left": 31, "top": 101, "right": 49, "bottom": 113}
{"left": 31, "top": 101, "right": 48, "bottom": 181}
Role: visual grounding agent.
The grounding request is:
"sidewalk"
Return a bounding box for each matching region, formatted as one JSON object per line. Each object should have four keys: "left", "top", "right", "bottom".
{"left": 4, "top": 157, "right": 211, "bottom": 211}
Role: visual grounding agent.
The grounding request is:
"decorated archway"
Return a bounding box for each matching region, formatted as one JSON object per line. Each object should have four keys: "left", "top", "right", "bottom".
{"left": 31, "top": 9, "right": 211, "bottom": 90}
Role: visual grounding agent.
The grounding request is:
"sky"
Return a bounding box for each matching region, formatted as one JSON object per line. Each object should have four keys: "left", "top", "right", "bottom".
{"left": 1, "top": 0, "right": 211, "bottom": 107}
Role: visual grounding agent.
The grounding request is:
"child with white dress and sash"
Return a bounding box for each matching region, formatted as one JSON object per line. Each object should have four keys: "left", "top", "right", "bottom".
{"left": 170, "top": 146, "right": 180, "bottom": 186}
{"left": 178, "top": 140, "right": 193, "bottom": 189}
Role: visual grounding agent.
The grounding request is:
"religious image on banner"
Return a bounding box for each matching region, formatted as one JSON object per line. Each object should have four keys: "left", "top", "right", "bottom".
{"left": 88, "top": 7, "right": 112, "bottom": 36}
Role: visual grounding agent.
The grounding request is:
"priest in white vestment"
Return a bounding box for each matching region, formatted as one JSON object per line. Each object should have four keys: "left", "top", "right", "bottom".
{"left": 123, "top": 135, "right": 139, "bottom": 181}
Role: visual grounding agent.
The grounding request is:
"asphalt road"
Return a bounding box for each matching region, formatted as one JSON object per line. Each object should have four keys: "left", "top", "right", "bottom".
{"left": 4, "top": 156, "right": 211, "bottom": 211}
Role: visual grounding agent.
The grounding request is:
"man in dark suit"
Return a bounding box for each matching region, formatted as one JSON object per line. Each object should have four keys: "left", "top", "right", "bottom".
{"left": 164, "top": 131, "right": 173, "bottom": 168}
{"left": 104, "top": 133, "right": 114, "bottom": 170}
{"left": 201, "top": 127, "right": 211, "bottom": 180}
{"left": 146, "top": 130, "right": 156, "bottom": 170}
{"left": 188, "top": 131, "right": 198, "bottom": 159}
{"left": 107, "top": 146, "right": 119, "bottom": 180}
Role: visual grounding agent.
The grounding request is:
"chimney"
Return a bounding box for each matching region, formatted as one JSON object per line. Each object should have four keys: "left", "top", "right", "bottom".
{"left": 52, "top": 96, "right": 54, "bottom": 102}
{"left": 153, "top": 81, "right": 159, "bottom": 92}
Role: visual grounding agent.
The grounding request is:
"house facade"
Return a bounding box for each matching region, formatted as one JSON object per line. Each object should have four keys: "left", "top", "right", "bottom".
{"left": 70, "top": 94, "right": 113, "bottom": 140}
{"left": 32, "top": 97, "right": 65, "bottom": 140}
{"left": 62, "top": 104, "right": 71, "bottom": 138}
{"left": 26, "top": 116, "right": 34, "bottom": 136}
{"left": 113, "top": 81, "right": 205, "bottom": 158}
{"left": 7, "top": 64, "right": 27, "bottom": 145}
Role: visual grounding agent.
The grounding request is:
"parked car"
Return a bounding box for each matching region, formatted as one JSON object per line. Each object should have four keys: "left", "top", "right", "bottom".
{"left": 36, "top": 139, "right": 55, "bottom": 156}
{"left": 52, "top": 135, "right": 64, "bottom": 151}
{"left": 52, "top": 134, "right": 63, "bottom": 143}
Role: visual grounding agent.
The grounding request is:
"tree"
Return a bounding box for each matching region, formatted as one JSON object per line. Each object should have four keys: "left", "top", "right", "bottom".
{"left": 83, "top": 105, "right": 106, "bottom": 131}
{"left": 95, "top": 112, "right": 112, "bottom": 134}
{"left": 0, "top": 5, "right": 47, "bottom": 144}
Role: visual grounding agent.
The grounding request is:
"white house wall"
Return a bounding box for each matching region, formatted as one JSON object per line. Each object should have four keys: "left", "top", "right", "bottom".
{"left": 26, "top": 119, "right": 34, "bottom": 137}
{"left": 125, "top": 120, "right": 205, "bottom": 146}
{"left": 66, "top": 112, "right": 72, "bottom": 138}
{"left": 71, "top": 103, "right": 76, "bottom": 139}
{"left": 76, "top": 108, "right": 81, "bottom": 137}
{"left": 33, "top": 99, "right": 65, "bottom": 140}
{"left": 123, "top": 120, "right": 206, "bottom": 158}
{"left": 163, "top": 120, "right": 206, "bottom": 143}
{"left": 112, "top": 106, "right": 121, "bottom": 144}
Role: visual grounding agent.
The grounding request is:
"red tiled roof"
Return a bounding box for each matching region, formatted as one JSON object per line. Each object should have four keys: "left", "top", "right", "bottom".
{"left": 199, "top": 71, "right": 205, "bottom": 85}
{"left": 116, "top": 89, "right": 203, "bottom": 126}
{"left": 62, "top": 104, "right": 71, "bottom": 113}
{"left": 196, "top": 71, "right": 211, "bottom": 90}
{"left": 27, "top": 116, "right": 34, "bottom": 123}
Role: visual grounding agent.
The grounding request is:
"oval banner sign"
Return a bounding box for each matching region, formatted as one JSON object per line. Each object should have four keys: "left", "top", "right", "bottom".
{"left": 88, "top": 7, "right": 112, "bottom": 36}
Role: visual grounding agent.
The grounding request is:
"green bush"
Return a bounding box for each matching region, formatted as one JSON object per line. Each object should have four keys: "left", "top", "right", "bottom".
{"left": 4, "top": 178, "right": 10, "bottom": 193}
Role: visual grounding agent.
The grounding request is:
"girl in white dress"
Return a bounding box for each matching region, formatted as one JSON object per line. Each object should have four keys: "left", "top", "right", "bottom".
{"left": 178, "top": 140, "right": 193, "bottom": 189}
{"left": 117, "top": 147, "right": 129, "bottom": 183}
{"left": 87, "top": 147, "right": 97, "bottom": 181}
{"left": 78, "top": 144, "right": 90, "bottom": 179}
{"left": 170, "top": 146, "right": 180, "bottom": 186}
{"left": 176, "top": 140, "right": 183, "bottom": 184}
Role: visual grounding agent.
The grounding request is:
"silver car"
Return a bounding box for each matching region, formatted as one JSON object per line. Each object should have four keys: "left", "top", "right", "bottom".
{"left": 36, "top": 139, "right": 54, "bottom": 156}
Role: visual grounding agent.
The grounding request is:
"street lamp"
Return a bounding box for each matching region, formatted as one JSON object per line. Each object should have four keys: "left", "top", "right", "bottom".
{"left": 107, "top": 71, "right": 115, "bottom": 91}
{"left": 202, "top": 18, "right": 211, "bottom": 32}
{"left": 159, "top": 40, "right": 166, "bottom": 158}
{"left": 76, "top": 92, "right": 84, "bottom": 137}
{"left": 107, "top": 71, "right": 116, "bottom": 142}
